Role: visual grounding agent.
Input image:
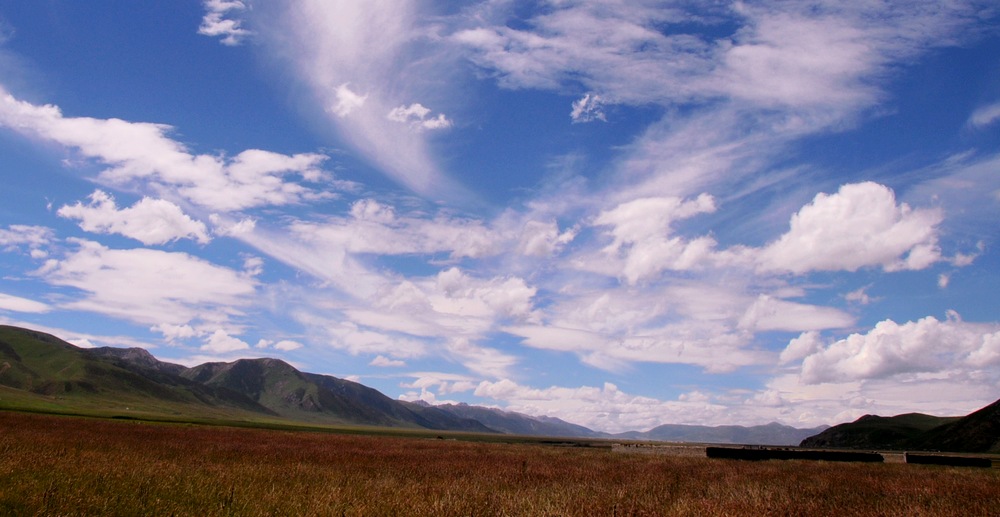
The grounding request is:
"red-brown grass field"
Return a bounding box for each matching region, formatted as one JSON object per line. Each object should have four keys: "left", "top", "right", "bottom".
{"left": 1, "top": 411, "right": 997, "bottom": 516}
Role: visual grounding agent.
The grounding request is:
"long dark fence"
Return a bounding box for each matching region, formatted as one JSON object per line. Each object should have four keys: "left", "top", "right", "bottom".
{"left": 904, "top": 453, "right": 993, "bottom": 468}
{"left": 706, "top": 446, "right": 884, "bottom": 463}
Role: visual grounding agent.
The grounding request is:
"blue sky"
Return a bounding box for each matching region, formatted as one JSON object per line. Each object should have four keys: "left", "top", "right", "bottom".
{"left": 1, "top": 0, "right": 999, "bottom": 432}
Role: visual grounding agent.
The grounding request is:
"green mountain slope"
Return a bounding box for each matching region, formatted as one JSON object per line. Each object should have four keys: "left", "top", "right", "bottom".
{"left": 0, "top": 326, "right": 496, "bottom": 433}
{"left": 182, "top": 358, "right": 493, "bottom": 431}
{"left": 0, "top": 326, "right": 272, "bottom": 418}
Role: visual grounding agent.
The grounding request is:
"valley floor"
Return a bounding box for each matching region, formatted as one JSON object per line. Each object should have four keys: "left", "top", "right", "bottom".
{"left": 1, "top": 410, "right": 998, "bottom": 516}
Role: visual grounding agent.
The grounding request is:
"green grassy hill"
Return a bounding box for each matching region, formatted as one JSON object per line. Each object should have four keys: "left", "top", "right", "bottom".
{"left": 0, "top": 326, "right": 490, "bottom": 432}
{"left": 0, "top": 326, "right": 272, "bottom": 420}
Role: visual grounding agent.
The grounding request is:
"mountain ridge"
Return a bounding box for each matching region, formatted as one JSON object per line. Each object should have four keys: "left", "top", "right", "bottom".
{"left": 4, "top": 324, "right": 964, "bottom": 446}
{"left": 799, "top": 402, "right": 1000, "bottom": 453}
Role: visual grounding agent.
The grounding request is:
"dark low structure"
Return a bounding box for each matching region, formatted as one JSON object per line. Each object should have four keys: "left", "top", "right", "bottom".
{"left": 904, "top": 453, "right": 993, "bottom": 468}
{"left": 706, "top": 446, "right": 884, "bottom": 463}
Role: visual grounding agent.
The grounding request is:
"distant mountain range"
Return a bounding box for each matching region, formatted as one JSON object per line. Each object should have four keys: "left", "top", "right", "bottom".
{"left": 11, "top": 324, "right": 987, "bottom": 448}
{"left": 616, "top": 421, "right": 828, "bottom": 446}
{"left": 800, "top": 399, "right": 1000, "bottom": 453}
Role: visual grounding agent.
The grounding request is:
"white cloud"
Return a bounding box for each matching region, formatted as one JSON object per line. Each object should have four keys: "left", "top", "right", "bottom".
{"left": 473, "top": 378, "right": 735, "bottom": 434}
{"left": 255, "top": 0, "right": 466, "bottom": 200}
{"left": 844, "top": 286, "right": 873, "bottom": 305}
{"left": 0, "top": 88, "right": 330, "bottom": 212}
{"left": 779, "top": 330, "right": 823, "bottom": 365}
{"left": 0, "top": 292, "right": 50, "bottom": 313}
{"left": 446, "top": 337, "right": 518, "bottom": 379}
{"left": 198, "top": 0, "right": 251, "bottom": 46}
{"left": 797, "top": 313, "right": 1000, "bottom": 384}
{"left": 968, "top": 100, "right": 1000, "bottom": 128}
{"left": 256, "top": 338, "right": 304, "bottom": 352}
{"left": 58, "top": 190, "right": 210, "bottom": 245}
{"left": 293, "top": 310, "right": 429, "bottom": 359}
{"left": 369, "top": 355, "right": 405, "bottom": 367}
{"left": 151, "top": 323, "right": 198, "bottom": 342}
{"left": 387, "top": 103, "right": 452, "bottom": 130}
{"left": 758, "top": 182, "right": 943, "bottom": 274}
{"left": 201, "top": 329, "right": 251, "bottom": 353}
{"left": 454, "top": 3, "right": 711, "bottom": 104}
{"left": 570, "top": 93, "right": 606, "bottom": 123}
{"left": 35, "top": 239, "right": 256, "bottom": 327}
{"left": 0, "top": 224, "right": 53, "bottom": 252}
{"left": 289, "top": 200, "right": 501, "bottom": 259}
{"left": 717, "top": 9, "right": 878, "bottom": 111}
{"left": 209, "top": 214, "right": 257, "bottom": 237}
{"left": 738, "top": 295, "right": 854, "bottom": 332}
{"left": 516, "top": 220, "right": 575, "bottom": 257}
{"left": 589, "top": 194, "right": 721, "bottom": 284}
{"left": 331, "top": 83, "right": 368, "bottom": 117}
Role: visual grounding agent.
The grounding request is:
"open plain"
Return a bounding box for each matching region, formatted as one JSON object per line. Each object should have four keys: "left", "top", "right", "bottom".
{"left": 1, "top": 411, "right": 997, "bottom": 516}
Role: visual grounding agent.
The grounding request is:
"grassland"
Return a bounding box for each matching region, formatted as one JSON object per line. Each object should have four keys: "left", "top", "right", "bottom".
{"left": 1, "top": 411, "right": 998, "bottom": 516}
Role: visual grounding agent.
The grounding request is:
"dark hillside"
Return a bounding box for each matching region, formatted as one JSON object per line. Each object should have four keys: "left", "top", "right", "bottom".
{"left": 909, "top": 398, "right": 1000, "bottom": 453}
{"left": 800, "top": 413, "right": 957, "bottom": 450}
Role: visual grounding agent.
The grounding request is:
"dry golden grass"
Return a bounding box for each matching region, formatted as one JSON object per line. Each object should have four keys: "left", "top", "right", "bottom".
{"left": 1, "top": 411, "right": 997, "bottom": 516}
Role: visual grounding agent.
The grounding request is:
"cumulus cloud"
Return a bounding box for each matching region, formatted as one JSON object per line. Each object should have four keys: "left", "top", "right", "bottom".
{"left": 0, "top": 88, "right": 330, "bottom": 212}
{"left": 794, "top": 313, "right": 1000, "bottom": 384}
{"left": 779, "top": 330, "right": 823, "bottom": 365}
{"left": 199, "top": 0, "right": 252, "bottom": 46}
{"left": 758, "top": 182, "right": 943, "bottom": 274}
{"left": 58, "top": 190, "right": 210, "bottom": 245}
{"left": 201, "top": 329, "right": 251, "bottom": 353}
{"left": 590, "top": 194, "right": 721, "bottom": 283}
{"left": 256, "top": 338, "right": 304, "bottom": 352}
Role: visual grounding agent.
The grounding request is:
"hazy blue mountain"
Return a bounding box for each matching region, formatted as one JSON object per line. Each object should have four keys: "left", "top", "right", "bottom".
{"left": 432, "top": 402, "right": 603, "bottom": 437}
{"left": 616, "top": 421, "right": 829, "bottom": 446}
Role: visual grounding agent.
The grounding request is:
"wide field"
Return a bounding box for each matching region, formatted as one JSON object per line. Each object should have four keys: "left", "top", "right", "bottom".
{"left": 1, "top": 411, "right": 997, "bottom": 516}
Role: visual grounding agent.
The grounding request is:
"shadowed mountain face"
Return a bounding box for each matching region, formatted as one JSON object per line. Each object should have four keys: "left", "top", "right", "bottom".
{"left": 800, "top": 403, "right": 1000, "bottom": 453}
{"left": 909, "top": 399, "right": 1000, "bottom": 453}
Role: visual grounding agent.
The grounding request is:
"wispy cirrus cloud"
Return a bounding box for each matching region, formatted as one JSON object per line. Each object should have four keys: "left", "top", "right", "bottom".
{"left": 245, "top": 0, "right": 469, "bottom": 201}
{"left": 968, "top": 100, "right": 1000, "bottom": 128}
